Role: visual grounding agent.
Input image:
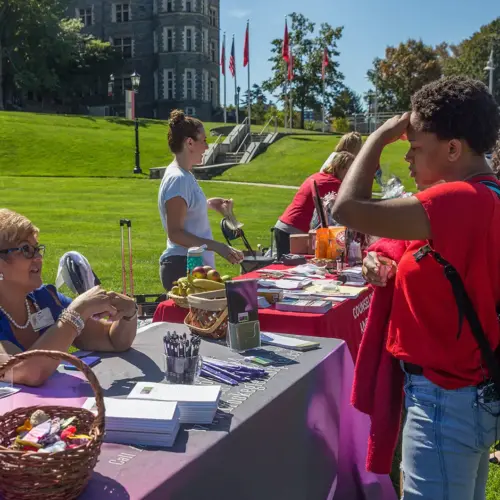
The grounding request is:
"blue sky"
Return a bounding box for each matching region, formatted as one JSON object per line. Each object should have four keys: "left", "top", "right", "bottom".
{"left": 220, "top": 0, "right": 499, "bottom": 105}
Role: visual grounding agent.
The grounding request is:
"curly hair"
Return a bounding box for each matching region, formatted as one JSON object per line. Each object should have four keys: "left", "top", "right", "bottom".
{"left": 411, "top": 76, "right": 500, "bottom": 155}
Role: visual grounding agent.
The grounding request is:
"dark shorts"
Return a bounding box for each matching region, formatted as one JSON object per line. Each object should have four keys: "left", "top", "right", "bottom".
{"left": 159, "top": 256, "right": 187, "bottom": 292}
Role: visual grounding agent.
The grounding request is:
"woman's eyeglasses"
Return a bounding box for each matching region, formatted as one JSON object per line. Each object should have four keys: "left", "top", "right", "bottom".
{"left": 0, "top": 244, "right": 46, "bottom": 259}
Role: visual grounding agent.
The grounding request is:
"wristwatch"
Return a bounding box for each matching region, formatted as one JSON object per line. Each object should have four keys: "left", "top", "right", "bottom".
{"left": 123, "top": 302, "right": 138, "bottom": 321}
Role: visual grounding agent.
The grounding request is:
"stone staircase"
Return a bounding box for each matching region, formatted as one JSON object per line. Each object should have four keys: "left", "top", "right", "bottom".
{"left": 149, "top": 117, "right": 280, "bottom": 180}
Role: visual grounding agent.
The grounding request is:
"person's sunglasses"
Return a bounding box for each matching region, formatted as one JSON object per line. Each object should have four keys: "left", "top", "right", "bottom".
{"left": 0, "top": 244, "right": 46, "bottom": 259}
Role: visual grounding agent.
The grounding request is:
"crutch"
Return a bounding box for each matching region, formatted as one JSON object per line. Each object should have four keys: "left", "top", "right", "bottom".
{"left": 120, "top": 219, "right": 135, "bottom": 297}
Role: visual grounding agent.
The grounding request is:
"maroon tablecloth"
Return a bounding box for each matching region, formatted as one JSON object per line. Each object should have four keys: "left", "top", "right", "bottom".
{"left": 153, "top": 265, "right": 373, "bottom": 361}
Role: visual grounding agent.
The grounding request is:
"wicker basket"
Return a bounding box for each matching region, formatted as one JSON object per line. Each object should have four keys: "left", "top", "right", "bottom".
{"left": 168, "top": 291, "right": 189, "bottom": 309}
{"left": 184, "top": 290, "right": 228, "bottom": 339}
{"left": 0, "top": 350, "right": 105, "bottom": 500}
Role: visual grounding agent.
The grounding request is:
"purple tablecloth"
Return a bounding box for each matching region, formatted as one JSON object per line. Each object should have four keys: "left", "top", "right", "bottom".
{"left": 0, "top": 323, "right": 396, "bottom": 500}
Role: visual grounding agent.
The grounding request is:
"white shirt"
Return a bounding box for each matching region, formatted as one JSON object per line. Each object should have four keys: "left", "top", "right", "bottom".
{"left": 320, "top": 151, "right": 337, "bottom": 172}
{"left": 158, "top": 162, "right": 215, "bottom": 267}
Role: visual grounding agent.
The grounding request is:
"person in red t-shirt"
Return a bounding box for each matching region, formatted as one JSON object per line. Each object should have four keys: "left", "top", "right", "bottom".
{"left": 334, "top": 77, "right": 500, "bottom": 500}
{"left": 274, "top": 151, "right": 355, "bottom": 258}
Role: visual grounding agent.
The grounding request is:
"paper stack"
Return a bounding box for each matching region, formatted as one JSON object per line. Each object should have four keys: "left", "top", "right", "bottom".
{"left": 127, "top": 382, "right": 221, "bottom": 425}
{"left": 82, "top": 397, "right": 181, "bottom": 447}
{"left": 260, "top": 332, "right": 320, "bottom": 351}
{"left": 340, "top": 266, "right": 366, "bottom": 286}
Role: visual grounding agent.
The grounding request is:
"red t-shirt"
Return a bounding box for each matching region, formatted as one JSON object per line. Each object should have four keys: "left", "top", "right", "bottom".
{"left": 279, "top": 173, "right": 342, "bottom": 233}
{"left": 387, "top": 176, "right": 500, "bottom": 389}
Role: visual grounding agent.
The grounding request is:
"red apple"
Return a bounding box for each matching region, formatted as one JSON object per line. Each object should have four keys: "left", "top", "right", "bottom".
{"left": 203, "top": 265, "right": 213, "bottom": 272}
{"left": 207, "top": 269, "right": 221, "bottom": 282}
{"left": 192, "top": 266, "right": 207, "bottom": 279}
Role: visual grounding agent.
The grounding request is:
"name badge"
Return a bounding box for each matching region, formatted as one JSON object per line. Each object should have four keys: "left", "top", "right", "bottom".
{"left": 30, "top": 308, "right": 55, "bottom": 331}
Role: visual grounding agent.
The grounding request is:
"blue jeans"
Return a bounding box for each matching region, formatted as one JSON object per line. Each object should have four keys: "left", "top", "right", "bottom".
{"left": 402, "top": 372, "right": 500, "bottom": 500}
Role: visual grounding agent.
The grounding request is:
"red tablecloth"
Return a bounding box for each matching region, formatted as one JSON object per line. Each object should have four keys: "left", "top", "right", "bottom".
{"left": 153, "top": 265, "right": 373, "bottom": 361}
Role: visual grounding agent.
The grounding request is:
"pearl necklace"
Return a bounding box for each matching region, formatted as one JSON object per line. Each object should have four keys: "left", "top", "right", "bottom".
{"left": 0, "top": 299, "right": 32, "bottom": 329}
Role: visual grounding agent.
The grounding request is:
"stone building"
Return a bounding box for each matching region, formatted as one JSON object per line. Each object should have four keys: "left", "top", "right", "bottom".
{"left": 67, "top": 0, "right": 220, "bottom": 120}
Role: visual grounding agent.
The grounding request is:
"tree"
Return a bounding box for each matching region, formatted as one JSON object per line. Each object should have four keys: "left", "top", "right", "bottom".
{"left": 0, "top": 0, "right": 118, "bottom": 107}
{"left": 442, "top": 18, "right": 500, "bottom": 103}
{"left": 240, "top": 83, "right": 267, "bottom": 106}
{"left": 262, "top": 12, "right": 344, "bottom": 129}
{"left": 330, "top": 87, "right": 363, "bottom": 117}
{"left": 367, "top": 39, "right": 442, "bottom": 112}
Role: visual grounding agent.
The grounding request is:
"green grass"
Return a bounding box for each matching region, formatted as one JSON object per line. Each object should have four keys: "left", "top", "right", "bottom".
{"left": 220, "top": 134, "right": 414, "bottom": 191}
{"left": 0, "top": 176, "right": 289, "bottom": 294}
{"left": 0, "top": 111, "right": 230, "bottom": 178}
{"left": 0, "top": 111, "right": 320, "bottom": 179}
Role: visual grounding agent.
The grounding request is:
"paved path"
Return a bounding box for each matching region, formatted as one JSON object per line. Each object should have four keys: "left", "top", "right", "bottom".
{"left": 202, "top": 180, "right": 298, "bottom": 190}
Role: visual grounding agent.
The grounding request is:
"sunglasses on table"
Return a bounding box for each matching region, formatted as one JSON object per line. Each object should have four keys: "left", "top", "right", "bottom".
{"left": 0, "top": 244, "right": 46, "bottom": 259}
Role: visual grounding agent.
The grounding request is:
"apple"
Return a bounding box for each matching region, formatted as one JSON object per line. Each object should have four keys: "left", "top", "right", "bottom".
{"left": 192, "top": 266, "right": 207, "bottom": 279}
{"left": 206, "top": 269, "right": 221, "bottom": 282}
{"left": 203, "top": 265, "right": 213, "bottom": 272}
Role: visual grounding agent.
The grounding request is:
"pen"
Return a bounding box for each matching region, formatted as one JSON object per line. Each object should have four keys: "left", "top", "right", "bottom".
{"left": 201, "top": 365, "right": 239, "bottom": 386}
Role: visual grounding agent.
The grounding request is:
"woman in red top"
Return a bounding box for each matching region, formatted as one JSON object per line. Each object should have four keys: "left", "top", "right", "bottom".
{"left": 334, "top": 77, "right": 500, "bottom": 500}
{"left": 274, "top": 151, "right": 354, "bottom": 258}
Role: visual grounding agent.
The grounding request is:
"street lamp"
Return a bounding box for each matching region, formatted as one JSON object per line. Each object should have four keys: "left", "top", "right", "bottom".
{"left": 236, "top": 85, "right": 240, "bottom": 124}
{"left": 108, "top": 73, "right": 114, "bottom": 97}
{"left": 131, "top": 71, "right": 142, "bottom": 174}
{"left": 485, "top": 48, "right": 495, "bottom": 95}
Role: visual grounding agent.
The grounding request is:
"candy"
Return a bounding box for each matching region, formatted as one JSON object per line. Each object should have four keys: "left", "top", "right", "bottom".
{"left": 61, "top": 426, "right": 77, "bottom": 440}
{"left": 16, "top": 419, "right": 32, "bottom": 435}
{"left": 23, "top": 420, "right": 51, "bottom": 444}
{"left": 60, "top": 416, "right": 76, "bottom": 429}
{"left": 39, "top": 433, "right": 60, "bottom": 447}
{"left": 38, "top": 441, "right": 67, "bottom": 454}
{"left": 15, "top": 437, "right": 42, "bottom": 449}
{"left": 30, "top": 410, "right": 49, "bottom": 426}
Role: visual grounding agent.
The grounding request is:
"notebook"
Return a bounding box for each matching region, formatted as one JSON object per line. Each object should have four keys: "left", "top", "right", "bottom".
{"left": 127, "top": 383, "right": 221, "bottom": 425}
{"left": 260, "top": 332, "right": 320, "bottom": 351}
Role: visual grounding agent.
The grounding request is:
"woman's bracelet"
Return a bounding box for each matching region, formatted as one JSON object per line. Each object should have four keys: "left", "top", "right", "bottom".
{"left": 58, "top": 309, "right": 85, "bottom": 336}
{"left": 122, "top": 303, "right": 138, "bottom": 322}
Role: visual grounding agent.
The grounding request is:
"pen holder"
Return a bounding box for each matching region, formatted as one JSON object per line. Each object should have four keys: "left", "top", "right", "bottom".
{"left": 164, "top": 354, "right": 202, "bottom": 384}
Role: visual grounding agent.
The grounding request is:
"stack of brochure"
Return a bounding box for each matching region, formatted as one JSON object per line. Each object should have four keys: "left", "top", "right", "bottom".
{"left": 127, "top": 383, "right": 221, "bottom": 425}
{"left": 83, "top": 397, "right": 181, "bottom": 447}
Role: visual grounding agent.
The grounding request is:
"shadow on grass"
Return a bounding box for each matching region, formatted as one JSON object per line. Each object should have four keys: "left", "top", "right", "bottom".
{"left": 104, "top": 117, "right": 167, "bottom": 128}
{"left": 289, "top": 136, "right": 314, "bottom": 142}
{"left": 76, "top": 115, "right": 97, "bottom": 122}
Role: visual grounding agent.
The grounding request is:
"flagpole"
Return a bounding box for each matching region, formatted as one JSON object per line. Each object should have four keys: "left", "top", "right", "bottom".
{"left": 289, "top": 42, "right": 293, "bottom": 130}
{"left": 283, "top": 15, "right": 288, "bottom": 131}
{"left": 322, "top": 78, "right": 325, "bottom": 133}
{"left": 233, "top": 34, "right": 238, "bottom": 124}
{"left": 223, "top": 32, "right": 227, "bottom": 123}
{"left": 246, "top": 20, "right": 251, "bottom": 131}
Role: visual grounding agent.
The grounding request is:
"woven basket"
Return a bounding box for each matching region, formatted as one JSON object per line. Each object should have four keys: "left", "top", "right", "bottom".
{"left": 0, "top": 350, "right": 105, "bottom": 500}
{"left": 184, "top": 290, "right": 228, "bottom": 339}
{"left": 168, "top": 291, "right": 190, "bottom": 309}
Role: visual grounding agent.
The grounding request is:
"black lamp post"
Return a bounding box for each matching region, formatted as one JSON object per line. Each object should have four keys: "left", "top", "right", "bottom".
{"left": 236, "top": 85, "right": 241, "bottom": 124}
{"left": 131, "top": 71, "right": 142, "bottom": 174}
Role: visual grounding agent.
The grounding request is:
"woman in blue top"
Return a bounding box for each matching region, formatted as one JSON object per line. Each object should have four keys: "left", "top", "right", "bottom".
{"left": 158, "top": 110, "right": 243, "bottom": 291}
{"left": 0, "top": 209, "right": 138, "bottom": 386}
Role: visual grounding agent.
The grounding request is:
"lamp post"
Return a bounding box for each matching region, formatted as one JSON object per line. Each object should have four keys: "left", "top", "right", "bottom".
{"left": 236, "top": 85, "right": 240, "bottom": 124}
{"left": 131, "top": 71, "right": 142, "bottom": 174}
{"left": 107, "top": 73, "right": 114, "bottom": 117}
{"left": 485, "top": 48, "right": 495, "bottom": 95}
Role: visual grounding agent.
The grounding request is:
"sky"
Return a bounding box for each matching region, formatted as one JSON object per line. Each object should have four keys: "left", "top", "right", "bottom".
{"left": 219, "top": 0, "right": 499, "bottom": 106}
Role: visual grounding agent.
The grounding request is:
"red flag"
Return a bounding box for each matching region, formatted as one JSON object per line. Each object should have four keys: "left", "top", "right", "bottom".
{"left": 321, "top": 47, "right": 329, "bottom": 80}
{"left": 288, "top": 50, "right": 294, "bottom": 81}
{"left": 243, "top": 23, "right": 249, "bottom": 67}
{"left": 221, "top": 36, "right": 226, "bottom": 76}
{"left": 229, "top": 38, "right": 236, "bottom": 77}
{"left": 282, "top": 19, "right": 289, "bottom": 63}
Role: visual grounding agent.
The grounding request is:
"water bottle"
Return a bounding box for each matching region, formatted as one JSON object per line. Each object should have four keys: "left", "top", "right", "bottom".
{"left": 187, "top": 245, "right": 206, "bottom": 275}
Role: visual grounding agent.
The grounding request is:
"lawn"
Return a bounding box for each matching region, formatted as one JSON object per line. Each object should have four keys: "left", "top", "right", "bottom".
{"left": 220, "top": 134, "right": 414, "bottom": 191}
{"left": 0, "top": 176, "right": 290, "bottom": 294}
{"left": 0, "top": 111, "right": 319, "bottom": 179}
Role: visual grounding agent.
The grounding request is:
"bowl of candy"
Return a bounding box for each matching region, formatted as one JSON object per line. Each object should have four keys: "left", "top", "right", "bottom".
{"left": 0, "top": 350, "right": 105, "bottom": 500}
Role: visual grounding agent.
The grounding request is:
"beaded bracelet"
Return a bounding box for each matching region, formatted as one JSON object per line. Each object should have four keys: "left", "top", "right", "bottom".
{"left": 58, "top": 309, "right": 85, "bottom": 336}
